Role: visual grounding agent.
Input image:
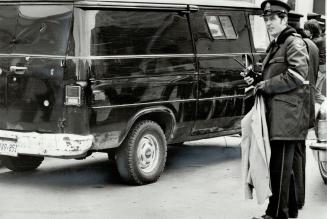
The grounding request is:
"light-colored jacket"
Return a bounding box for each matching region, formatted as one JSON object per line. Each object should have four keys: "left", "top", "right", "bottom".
{"left": 241, "top": 95, "right": 271, "bottom": 204}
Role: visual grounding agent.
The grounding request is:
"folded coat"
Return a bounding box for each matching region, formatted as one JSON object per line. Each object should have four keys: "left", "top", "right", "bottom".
{"left": 241, "top": 95, "right": 271, "bottom": 204}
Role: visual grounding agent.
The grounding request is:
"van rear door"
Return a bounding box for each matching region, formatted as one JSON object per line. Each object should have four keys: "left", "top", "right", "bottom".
{"left": 0, "top": 2, "right": 73, "bottom": 132}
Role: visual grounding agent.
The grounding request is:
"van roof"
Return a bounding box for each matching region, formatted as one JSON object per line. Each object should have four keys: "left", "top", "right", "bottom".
{"left": 0, "top": 0, "right": 260, "bottom": 9}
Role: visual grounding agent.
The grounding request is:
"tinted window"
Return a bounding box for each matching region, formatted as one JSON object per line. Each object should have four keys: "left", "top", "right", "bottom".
{"left": 14, "top": 5, "right": 73, "bottom": 55}
{"left": 0, "top": 6, "right": 18, "bottom": 53}
{"left": 79, "top": 9, "right": 192, "bottom": 55}
{"left": 206, "top": 15, "right": 237, "bottom": 39}
{"left": 192, "top": 9, "right": 251, "bottom": 54}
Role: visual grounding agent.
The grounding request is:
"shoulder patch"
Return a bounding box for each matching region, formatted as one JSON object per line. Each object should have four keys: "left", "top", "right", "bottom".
{"left": 287, "top": 36, "right": 306, "bottom": 50}
{"left": 294, "top": 42, "right": 304, "bottom": 48}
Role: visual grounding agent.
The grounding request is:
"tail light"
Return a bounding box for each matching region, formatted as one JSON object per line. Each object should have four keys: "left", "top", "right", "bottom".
{"left": 65, "top": 85, "right": 82, "bottom": 106}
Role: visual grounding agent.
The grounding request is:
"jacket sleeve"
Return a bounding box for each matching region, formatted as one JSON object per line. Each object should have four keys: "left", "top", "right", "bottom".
{"left": 263, "top": 37, "right": 309, "bottom": 94}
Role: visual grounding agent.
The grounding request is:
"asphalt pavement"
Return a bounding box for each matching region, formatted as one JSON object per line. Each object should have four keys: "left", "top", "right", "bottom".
{"left": 0, "top": 135, "right": 326, "bottom": 219}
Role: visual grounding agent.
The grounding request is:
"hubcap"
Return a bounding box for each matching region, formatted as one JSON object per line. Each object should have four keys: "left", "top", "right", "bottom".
{"left": 137, "top": 134, "right": 160, "bottom": 174}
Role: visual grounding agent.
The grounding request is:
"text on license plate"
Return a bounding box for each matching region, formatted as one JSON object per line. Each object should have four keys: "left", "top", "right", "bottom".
{"left": 0, "top": 141, "right": 18, "bottom": 157}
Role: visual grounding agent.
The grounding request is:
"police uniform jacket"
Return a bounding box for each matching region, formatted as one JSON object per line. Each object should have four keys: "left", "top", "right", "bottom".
{"left": 261, "top": 26, "right": 310, "bottom": 140}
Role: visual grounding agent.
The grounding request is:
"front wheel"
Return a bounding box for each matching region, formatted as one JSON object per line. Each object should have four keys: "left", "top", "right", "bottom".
{"left": 318, "top": 152, "right": 327, "bottom": 184}
{"left": 116, "top": 120, "right": 167, "bottom": 185}
{"left": 0, "top": 155, "right": 44, "bottom": 171}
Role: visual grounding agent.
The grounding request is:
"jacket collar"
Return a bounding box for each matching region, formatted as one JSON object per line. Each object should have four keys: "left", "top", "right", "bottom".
{"left": 275, "top": 26, "right": 297, "bottom": 44}
{"left": 265, "top": 26, "right": 296, "bottom": 53}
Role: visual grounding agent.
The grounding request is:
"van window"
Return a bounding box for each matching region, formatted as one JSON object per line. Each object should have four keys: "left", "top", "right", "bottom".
{"left": 0, "top": 6, "right": 17, "bottom": 53}
{"left": 192, "top": 10, "right": 251, "bottom": 54}
{"left": 206, "top": 15, "right": 237, "bottom": 39}
{"left": 249, "top": 15, "right": 271, "bottom": 52}
{"left": 14, "top": 5, "right": 73, "bottom": 55}
{"left": 79, "top": 9, "right": 193, "bottom": 56}
{"left": 205, "top": 16, "right": 224, "bottom": 38}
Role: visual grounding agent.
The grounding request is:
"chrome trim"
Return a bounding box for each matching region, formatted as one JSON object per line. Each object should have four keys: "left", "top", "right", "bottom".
{"left": 198, "top": 95, "right": 245, "bottom": 101}
{"left": 0, "top": 53, "right": 195, "bottom": 60}
{"left": 0, "top": 2, "right": 72, "bottom": 5}
{"left": 197, "top": 53, "right": 252, "bottom": 58}
{"left": 0, "top": 53, "right": 258, "bottom": 60}
{"left": 0, "top": 53, "right": 65, "bottom": 59}
{"left": 74, "top": 0, "right": 258, "bottom": 9}
{"left": 91, "top": 95, "right": 245, "bottom": 109}
{"left": 66, "top": 54, "right": 195, "bottom": 60}
{"left": 75, "top": 1, "right": 187, "bottom": 10}
{"left": 92, "top": 98, "right": 197, "bottom": 109}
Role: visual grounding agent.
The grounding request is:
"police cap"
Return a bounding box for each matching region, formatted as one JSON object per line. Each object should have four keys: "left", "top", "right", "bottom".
{"left": 261, "top": 0, "right": 291, "bottom": 16}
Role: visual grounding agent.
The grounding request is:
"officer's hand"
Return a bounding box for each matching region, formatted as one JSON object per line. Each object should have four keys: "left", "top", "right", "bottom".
{"left": 244, "top": 76, "right": 254, "bottom": 85}
{"left": 254, "top": 80, "right": 266, "bottom": 94}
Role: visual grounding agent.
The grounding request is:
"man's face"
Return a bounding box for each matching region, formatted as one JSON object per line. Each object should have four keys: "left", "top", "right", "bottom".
{"left": 263, "top": 14, "right": 287, "bottom": 38}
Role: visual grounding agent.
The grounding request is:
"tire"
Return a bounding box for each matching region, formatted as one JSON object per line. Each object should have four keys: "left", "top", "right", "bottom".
{"left": 0, "top": 155, "right": 44, "bottom": 171}
{"left": 116, "top": 120, "right": 167, "bottom": 185}
{"left": 318, "top": 152, "right": 327, "bottom": 184}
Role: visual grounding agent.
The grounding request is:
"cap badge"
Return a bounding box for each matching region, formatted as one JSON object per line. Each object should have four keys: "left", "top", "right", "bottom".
{"left": 264, "top": 2, "right": 271, "bottom": 12}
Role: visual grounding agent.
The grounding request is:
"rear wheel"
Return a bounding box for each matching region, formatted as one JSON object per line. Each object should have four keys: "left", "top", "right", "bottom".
{"left": 0, "top": 155, "right": 44, "bottom": 171}
{"left": 318, "top": 152, "right": 327, "bottom": 184}
{"left": 116, "top": 120, "right": 167, "bottom": 185}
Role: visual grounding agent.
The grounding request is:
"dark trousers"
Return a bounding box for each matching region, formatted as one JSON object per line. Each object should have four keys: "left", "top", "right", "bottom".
{"left": 265, "top": 140, "right": 304, "bottom": 219}
{"left": 293, "top": 141, "right": 306, "bottom": 208}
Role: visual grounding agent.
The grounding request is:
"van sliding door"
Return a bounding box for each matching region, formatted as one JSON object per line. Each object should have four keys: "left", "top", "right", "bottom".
{"left": 190, "top": 8, "right": 251, "bottom": 135}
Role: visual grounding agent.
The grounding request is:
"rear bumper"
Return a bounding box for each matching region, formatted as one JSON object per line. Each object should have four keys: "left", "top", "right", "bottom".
{"left": 310, "top": 141, "right": 327, "bottom": 162}
{"left": 0, "top": 130, "right": 93, "bottom": 158}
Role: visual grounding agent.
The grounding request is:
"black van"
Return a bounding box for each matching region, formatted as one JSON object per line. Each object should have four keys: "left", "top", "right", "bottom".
{"left": 0, "top": 0, "right": 271, "bottom": 184}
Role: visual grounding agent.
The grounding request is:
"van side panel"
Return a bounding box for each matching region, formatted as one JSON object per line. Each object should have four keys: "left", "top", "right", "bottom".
{"left": 71, "top": 8, "right": 197, "bottom": 148}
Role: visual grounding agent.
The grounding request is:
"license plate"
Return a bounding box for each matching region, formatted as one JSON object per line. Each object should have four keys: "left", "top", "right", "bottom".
{"left": 0, "top": 140, "right": 18, "bottom": 157}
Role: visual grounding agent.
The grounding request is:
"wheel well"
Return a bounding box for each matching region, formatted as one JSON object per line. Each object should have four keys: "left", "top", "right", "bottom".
{"left": 134, "top": 112, "right": 174, "bottom": 140}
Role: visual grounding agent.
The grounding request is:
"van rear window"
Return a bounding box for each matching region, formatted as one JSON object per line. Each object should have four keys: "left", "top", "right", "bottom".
{"left": 205, "top": 15, "right": 238, "bottom": 40}
{"left": 0, "top": 5, "right": 73, "bottom": 55}
{"left": 0, "top": 6, "right": 17, "bottom": 53}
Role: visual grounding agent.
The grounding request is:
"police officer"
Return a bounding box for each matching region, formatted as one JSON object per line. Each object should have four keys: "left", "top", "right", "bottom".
{"left": 244, "top": 1, "right": 310, "bottom": 219}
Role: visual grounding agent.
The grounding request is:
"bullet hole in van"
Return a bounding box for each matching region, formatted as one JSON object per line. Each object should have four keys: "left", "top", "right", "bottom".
{"left": 40, "top": 23, "right": 47, "bottom": 33}
{"left": 43, "top": 100, "right": 50, "bottom": 107}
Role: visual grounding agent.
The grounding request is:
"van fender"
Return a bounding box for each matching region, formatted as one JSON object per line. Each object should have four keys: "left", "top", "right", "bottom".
{"left": 92, "top": 106, "right": 176, "bottom": 150}
{"left": 123, "top": 106, "right": 176, "bottom": 143}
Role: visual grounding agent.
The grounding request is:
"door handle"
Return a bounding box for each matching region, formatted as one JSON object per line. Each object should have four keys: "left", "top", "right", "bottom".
{"left": 10, "top": 66, "right": 27, "bottom": 74}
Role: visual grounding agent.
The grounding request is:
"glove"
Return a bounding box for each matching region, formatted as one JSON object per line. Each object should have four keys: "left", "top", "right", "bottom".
{"left": 254, "top": 80, "right": 266, "bottom": 95}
